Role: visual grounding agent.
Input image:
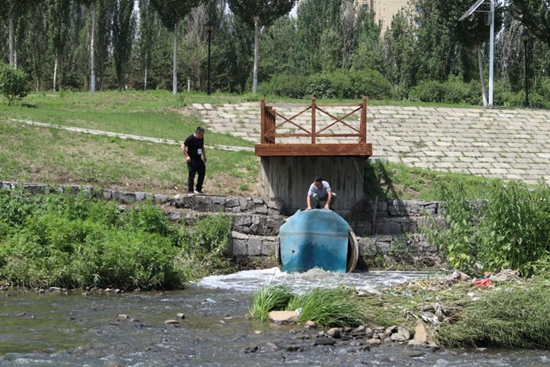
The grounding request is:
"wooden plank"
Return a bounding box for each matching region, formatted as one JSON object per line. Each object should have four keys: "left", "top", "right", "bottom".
{"left": 255, "top": 143, "right": 372, "bottom": 157}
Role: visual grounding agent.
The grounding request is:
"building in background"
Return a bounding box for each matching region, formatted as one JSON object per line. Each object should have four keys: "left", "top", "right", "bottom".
{"left": 358, "top": 0, "right": 411, "bottom": 33}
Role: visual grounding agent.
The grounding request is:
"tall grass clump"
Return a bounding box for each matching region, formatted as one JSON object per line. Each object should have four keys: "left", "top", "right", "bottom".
{"left": 249, "top": 285, "right": 294, "bottom": 322}
{"left": 286, "top": 287, "right": 366, "bottom": 327}
{"left": 179, "top": 212, "right": 234, "bottom": 279}
{"left": 435, "top": 280, "right": 550, "bottom": 348}
{"left": 249, "top": 286, "right": 366, "bottom": 327}
{"left": 424, "top": 179, "right": 550, "bottom": 277}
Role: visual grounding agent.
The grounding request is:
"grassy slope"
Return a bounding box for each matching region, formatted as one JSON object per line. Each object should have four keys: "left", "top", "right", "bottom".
{"left": 0, "top": 90, "right": 498, "bottom": 199}
{"left": 0, "top": 91, "right": 259, "bottom": 196}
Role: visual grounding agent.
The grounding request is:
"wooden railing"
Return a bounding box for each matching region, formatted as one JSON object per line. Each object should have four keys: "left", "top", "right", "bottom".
{"left": 256, "top": 96, "right": 371, "bottom": 157}
{"left": 260, "top": 96, "right": 367, "bottom": 145}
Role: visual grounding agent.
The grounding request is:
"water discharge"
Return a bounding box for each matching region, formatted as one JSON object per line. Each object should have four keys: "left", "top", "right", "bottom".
{"left": 1, "top": 269, "right": 549, "bottom": 366}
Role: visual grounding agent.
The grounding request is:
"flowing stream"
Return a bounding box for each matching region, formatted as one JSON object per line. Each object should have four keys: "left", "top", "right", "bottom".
{"left": 1, "top": 268, "right": 549, "bottom": 367}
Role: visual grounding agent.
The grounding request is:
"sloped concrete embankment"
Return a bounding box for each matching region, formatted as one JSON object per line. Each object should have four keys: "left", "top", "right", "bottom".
{"left": 1, "top": 181, "right": 444, "bottom": 269}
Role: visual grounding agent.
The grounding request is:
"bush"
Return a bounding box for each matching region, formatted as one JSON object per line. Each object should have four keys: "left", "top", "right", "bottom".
{"left": 0, "top": 64, "right": 30, "bottom": 105}
{"left": 258, "top": 74, "right": 308, "bottom": 99}
{"left": 306, "top": 74, "right": 336, "bottom": 99}
{"left": 424, "top": 179, "right": 550, "bottom": 277}
{"left": 0, "top": 189, "right": 234, "bottom": 289}
{"left": 349, "top": 69, "right": 392, "bottom": 100}
{"left": 409, "top": 80, "right": 446, "bottom": 103}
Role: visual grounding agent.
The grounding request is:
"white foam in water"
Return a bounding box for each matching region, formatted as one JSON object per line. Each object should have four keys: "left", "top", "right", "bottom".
{"left": 197, "top": 267, "right": 436, "bottom": 293}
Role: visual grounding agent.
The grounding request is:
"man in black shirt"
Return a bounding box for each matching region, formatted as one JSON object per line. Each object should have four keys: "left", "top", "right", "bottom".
{"left": 181, "top": 126, "right": 207, "bottom": 196}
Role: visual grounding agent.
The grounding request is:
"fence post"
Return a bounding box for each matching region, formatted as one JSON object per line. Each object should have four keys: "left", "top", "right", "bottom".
{"left": 311, "top": 96, "right": 316, "bottom": 144}
{"left": 260, "top": 97, "right": 266, "bottom": 144}
{"left": 360, "top": 96, "right": 367, "bottom": 144}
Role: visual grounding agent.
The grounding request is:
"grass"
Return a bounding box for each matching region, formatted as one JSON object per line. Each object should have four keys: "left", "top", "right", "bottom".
{"left": 0, "top": 91, "right": 315, "bottom": 197}
{"left": 0, "top": 189, "right": 236, "bottom": 289}
{"left": 249, "top": 275, "right": 550, "bottom": 349}
{"left": 0, "top": 90, "right": 517, "bottom": 200}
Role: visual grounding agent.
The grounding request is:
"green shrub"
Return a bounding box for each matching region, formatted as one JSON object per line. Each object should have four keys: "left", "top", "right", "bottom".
{"left": 443, "top": 77, "right": 481, "bottom": 105}
{"left": 328, "top": 71, "right": 353, "bottom": 99}
{"left": 258, "top": 74, "right": 308, "bottom": 99}
{"left": 424, "top": 179, "right": 550, "bottom": 277}
{"left": 0, "top": 189, "right": 212, "bottom": 289}
{"left": 0, "top": 64, "right": 30, "bottom": 105}
{"left": 349, "top": 69, "right": 392, "bottom": 100}
{"left": 409, "top": 80, "right": 446, "bottom": 103}
{"left": 306, "top": 74, "right": 336, "bottom": 99}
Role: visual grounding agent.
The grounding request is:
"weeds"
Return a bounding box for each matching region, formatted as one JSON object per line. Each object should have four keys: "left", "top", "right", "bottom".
{"left": 0, "top": 188, "right": 233, "bottom": 289}
{"left": 424, "top": 179, "right": 550, "bottom": 277}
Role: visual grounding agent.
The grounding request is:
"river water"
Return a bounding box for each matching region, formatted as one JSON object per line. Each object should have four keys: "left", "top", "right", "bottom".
{"left": 1, "top": 268, "right": 549, "bottom": 367}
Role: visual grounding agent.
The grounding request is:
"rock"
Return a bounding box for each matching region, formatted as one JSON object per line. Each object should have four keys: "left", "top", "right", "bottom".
{"left": 366, "top": 338, "right": 382, "bottom": 346}
{"left": 243, "top": 345, "right": 258, "bottom": 354}
{"left": 117, "top": 314, "right": 129, "bottom": 319}
{"left": 412, "top": 321, "right": 434, "bottom": 345}
{"left": 314, "top": 338, "right": 336, "bottom": 346}
{"left": 327, "top": 327, "right": 341, "bottom": 338}
{"left": 268, "top": 311, "right": 299, "bottom": 324}
{"left": 286, "top": 344, "right": 302, "bottom": 352}
{"left": 176, "top": 313, "right": 185, "bottom": 319}
{"left": 164, "top": 319, "right": 179, "bottom": 325}
{"left": 304, "top": 320, "right": 317, "bottom": 329}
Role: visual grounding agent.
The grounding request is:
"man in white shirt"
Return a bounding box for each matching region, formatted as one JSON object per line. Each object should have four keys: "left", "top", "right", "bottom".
{"left": 306, "top": 176, "right": 336, "bottom": 210}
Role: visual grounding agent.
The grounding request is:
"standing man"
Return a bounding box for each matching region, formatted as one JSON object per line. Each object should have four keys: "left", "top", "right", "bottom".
{"left": 181, "top": 126, "right": 207, "bottom": 196}
{"left": 306, "top": 176, "right": 336, "bottom": 210}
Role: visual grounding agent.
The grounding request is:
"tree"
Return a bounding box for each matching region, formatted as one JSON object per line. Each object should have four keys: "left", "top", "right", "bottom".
{"left": 227, "top": 0, "right": 296, "bottom": 94}
{"left": 137, "top": 0, "right": 156, "bottom": 90}
{"left": 350, "top": 8, "right": 383, "bottom": 73}
{"left": 150, "top": 0, "right": 201, "bottom": 94}
{"left": 48, "top": 0, "right": 72, "bottom": 91}
{"left": 96, "top": 0, "right": 115, "bottom": 90}
{"left": 182, "top": 5, "right": 208, "bottom": 91}
{"left": 75, "top": 0, "right": 98, "bottom": 93}
{"left": 112, "top": 0, "right": 135, "bottom": 90}
{"left": 437, "top": 0, "right": 504, "bottom": 105}
{"left": 509, "top": 0, "right": 550, "bottom": 46}
{"left": 0, "top": 0, "right": 45, "bottom": 68}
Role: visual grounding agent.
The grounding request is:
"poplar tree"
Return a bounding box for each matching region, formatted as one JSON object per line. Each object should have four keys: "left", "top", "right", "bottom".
{"left": 150, "top": 0, "right": 201, "bottom": 94}
{"left": 75, "top": 0, "right": 98, "bottom": 93}
{"left": 509, "top": 0, "right": 550, "bottom": 46}
{"left": 48, "top": 0, "right": 72, "bottom": 91}
{"left": 112, "top": 0, "right": 135, "bottom": 90}
{"left": 0, "top": 0, "right": 44, "bottom": 68}
{"left": 227, "top": 0, "right": 296, "bottom": 94}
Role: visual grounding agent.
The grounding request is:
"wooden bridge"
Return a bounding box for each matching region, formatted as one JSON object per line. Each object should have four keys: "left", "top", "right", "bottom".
{"left": 255, "top": 97, "right": 372, "bottom": 157}
{"left": 254, "top": 97, "right": 372, "bottom": 219}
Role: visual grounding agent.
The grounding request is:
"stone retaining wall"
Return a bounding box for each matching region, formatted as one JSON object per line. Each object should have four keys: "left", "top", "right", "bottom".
{"left": 1, "top": 182, "right": 444, "bottom": 268}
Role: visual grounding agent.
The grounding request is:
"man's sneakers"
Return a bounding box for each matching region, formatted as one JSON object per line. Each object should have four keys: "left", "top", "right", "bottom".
{"left": 188, "top": 190, "right": 205, "bottom": 197}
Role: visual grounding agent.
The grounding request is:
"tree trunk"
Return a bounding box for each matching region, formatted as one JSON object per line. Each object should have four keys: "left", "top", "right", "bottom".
{"left": 53, "top": 51, "right": 59, "bottom": 92}
{"left": 173, "top": 22, "right": 178, "bottom": 95}
{"left": 144, "top": 66, "right": 148, "bottom": 91}
{"left": 9, "top": 15, "right": 15, "bottom": 68}
{"left": 253, "top": 16, "right": 260, "bottom": 95}
{"left": 477, "top": 44, "right": 488, "bottom": 107}
{"left": 91, "top": 3, "right": 96, "bottom": 94}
